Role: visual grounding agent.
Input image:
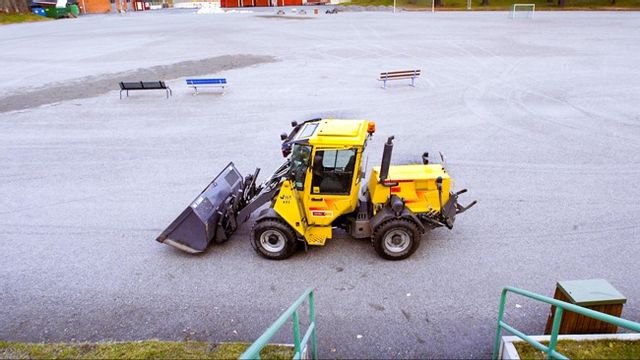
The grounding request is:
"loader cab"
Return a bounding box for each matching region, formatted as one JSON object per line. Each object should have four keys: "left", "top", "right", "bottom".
{"left": 310, "top": 148, "right": 358, "bottom": 195}
{"left": 287, "top": 144, "right": 360, "bottom": 193}
{"left": 282, "top": 119, "right": 373, "bottom": 230}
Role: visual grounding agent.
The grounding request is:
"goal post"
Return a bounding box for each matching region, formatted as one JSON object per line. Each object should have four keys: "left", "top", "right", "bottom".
{"left": 511, "top": 3, "right": 535, "bottom": 19}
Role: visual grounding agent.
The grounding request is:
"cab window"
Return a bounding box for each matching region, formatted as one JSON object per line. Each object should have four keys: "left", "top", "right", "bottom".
{"left": 311, "top": 149, "right": 357, "bottom": 195}
{"left": 289, "top": 144, "right": 311, "bottom": 190}
{"left": 297, "top": 123, "right": 318, "bottom": 140}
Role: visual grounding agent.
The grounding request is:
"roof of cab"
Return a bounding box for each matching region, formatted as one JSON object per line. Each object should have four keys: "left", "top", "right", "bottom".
{"left": 298, "top": 119, "right": 371, "bottom": 147}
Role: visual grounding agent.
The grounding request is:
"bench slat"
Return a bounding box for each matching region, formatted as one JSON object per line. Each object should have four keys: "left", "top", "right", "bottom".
{"left": 378, "top": 70, "right": 421, "bottom": 89}
{"left": 141, "top": 81, "right": 166, "bottom": 89}
{"left": 379, "top": 70, "right": 421, "bottom": 79}
{"left": 186, "top": 78, "right": 227, "bottom": 85}
{"left": 380, "top": 70, "right": 421, "bottom": 76}
{"left": 120, "top": 81, "right": 167, "bottom": 90}
{"left": 380, "top": 74, "right": 420, "bottom": 79}
{"left": 119, "top": 81, "right": 172, "bottom": 98}
{"left": 185, "top": 78, "right": 227, "bottom": 95}
{"left": 379, "top": 70, "right": 421, "bottom": 81}
{"left": 120, "top": 81, "right": 143, "bottom": 90}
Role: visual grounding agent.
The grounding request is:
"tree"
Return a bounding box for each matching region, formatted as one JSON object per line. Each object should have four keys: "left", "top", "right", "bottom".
{"left": 1, "top": 0, "right": 29, "bottom": 13}
{"left": 482, "top": 0, "right": 489, "bottom": 6}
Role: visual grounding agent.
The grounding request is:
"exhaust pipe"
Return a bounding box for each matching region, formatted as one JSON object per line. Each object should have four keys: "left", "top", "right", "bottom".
{"left": 379, "top": 136, "right": 394, "bottom": 184}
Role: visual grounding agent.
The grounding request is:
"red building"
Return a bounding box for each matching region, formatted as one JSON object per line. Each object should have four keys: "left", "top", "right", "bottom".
{"left": 221, "top": 0, "right": 304, "bottom": 7}
{"left": 77, "top": 0, "right": 111, "bottom": 13}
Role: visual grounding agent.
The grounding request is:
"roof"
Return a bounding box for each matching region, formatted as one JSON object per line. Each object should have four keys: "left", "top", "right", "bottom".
{"left": 297, "top": 119, "right": 371, "bottom": 147}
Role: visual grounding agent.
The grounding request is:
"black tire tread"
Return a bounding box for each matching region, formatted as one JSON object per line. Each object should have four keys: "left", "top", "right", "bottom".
{"left": 372, "top": 218, "right": 421, "bottom": 260}
{"left": 251, "top": 218, "right": 297, "bottom": 260}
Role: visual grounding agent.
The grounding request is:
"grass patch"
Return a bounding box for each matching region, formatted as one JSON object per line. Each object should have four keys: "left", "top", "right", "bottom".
{"left": 0, "top": 13, "right": 51, "bottom": 25}
{"left": 514, "top": 339, "right": 640, "bottom": 359}
{"left": 0, "top": 340, "right": 294, "bottom": 360}
{"left": 338, "top": 0, "right": 640, "bottom": 10}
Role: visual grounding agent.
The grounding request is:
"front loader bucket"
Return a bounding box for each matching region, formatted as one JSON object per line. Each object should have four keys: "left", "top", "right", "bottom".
{"left": 156, "top": 162, "right": 244, "bottom": 253}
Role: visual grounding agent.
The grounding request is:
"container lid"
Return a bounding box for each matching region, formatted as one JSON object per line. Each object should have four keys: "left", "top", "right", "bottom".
{"left": 557, "top": 279, "right": 627, "bottom": 306}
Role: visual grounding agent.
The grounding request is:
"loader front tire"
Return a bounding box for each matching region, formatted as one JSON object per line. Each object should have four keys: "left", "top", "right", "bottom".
{"left": 373, "top": 218, "right": 420, "bottom": 260}
{"left": 251, "top": 219, "right": 297, "bottom": 260}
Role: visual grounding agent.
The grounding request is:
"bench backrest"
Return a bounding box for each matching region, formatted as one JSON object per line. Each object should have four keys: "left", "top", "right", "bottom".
{"left": 142, "top": 81, "right": 166, "bottom": 89}
{"left": 379, "top": 70, "right": 421, "bottom": 80}
{"left": 186, "top": 78, "right": 227, "bottom": 85}
{"left": 119, "top": 81, "right": 167, "bottom": 90}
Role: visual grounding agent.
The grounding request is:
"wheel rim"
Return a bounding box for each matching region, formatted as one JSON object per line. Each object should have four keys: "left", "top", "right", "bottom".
{"left": 383, "top": 228, "right": 411, "bottom": 253}
{"left": 259, "top": 229, "right": 286, "bottom": 253}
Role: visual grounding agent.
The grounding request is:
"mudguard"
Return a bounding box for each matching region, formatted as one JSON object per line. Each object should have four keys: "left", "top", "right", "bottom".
{"left": 370, "top": 201, "right": 426, "bottom": 235}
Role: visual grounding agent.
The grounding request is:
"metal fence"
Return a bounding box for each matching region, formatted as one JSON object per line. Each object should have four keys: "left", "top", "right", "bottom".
{"left": 492, "top": 286, "right": 640, "bottom": 360}
{"left": 240, "top": 288, "right": 318, "bottom": 360}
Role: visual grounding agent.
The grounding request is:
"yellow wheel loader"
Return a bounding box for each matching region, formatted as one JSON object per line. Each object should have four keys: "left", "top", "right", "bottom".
{"left": 156, "top": 118, "right": 475, "bottom": 260}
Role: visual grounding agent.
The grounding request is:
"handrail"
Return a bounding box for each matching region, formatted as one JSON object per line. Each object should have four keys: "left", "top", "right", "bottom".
{"left": 240, "top": 288, "right": 318, "bottom": 360}
{"left": 492, "top": 286, "right": 640, "bottom": 360}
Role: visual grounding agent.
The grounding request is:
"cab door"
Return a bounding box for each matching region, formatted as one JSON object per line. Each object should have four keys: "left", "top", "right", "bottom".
{"left": 303, "top": 147, "right": 361, "bottom": 226}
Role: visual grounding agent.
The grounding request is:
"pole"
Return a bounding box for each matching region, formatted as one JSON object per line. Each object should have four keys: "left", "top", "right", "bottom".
{"left": 393, "top": 0, "right": 396, "bottom": 13}
{"left": 431, "top": 0, "right": 434, "bottom": 13}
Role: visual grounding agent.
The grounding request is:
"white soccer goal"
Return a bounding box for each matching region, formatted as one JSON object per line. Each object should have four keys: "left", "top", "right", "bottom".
{"left": 511, "top": 3, "right": 535, "bottom": 19}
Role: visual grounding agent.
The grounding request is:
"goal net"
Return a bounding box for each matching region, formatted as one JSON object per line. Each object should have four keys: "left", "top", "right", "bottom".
{"left": 511, "top": 3, "right": 535, "bottom": 19}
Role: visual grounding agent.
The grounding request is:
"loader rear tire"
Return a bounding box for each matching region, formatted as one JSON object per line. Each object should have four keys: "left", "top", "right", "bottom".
{"left": 373, "top": 218, "right": 420, "bottom": 260}
{"left": 251, "top": 219, "right": 297, "bottom": 260}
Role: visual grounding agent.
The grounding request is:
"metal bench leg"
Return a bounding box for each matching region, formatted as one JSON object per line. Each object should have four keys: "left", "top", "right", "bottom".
{"left": 221, "top": 86, "right": 225, "bottom": 95}
{"left": 410, "top": 77, "right": 415, "bottom": 87}
{"left": 383, "top": 80, "right": 387, "bottom": 89}
{"left": 194, "top": 86, "right": 198, "bottom": 95}
{"left": 120, "top": 90, "right": 123, "bottom": 100}
{"left": 126, "top": 90, "right": 129, "bottom": 98}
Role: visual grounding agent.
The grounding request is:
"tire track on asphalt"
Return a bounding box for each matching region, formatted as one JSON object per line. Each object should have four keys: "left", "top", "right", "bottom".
{"left": 510, "top": 87, "right": 640, "bottom": 149}
{"left": 460, "top": 59, "right": 640, "bottom": 151}
{"left": 0, "top": 55, "right": 276, "bottom": 114}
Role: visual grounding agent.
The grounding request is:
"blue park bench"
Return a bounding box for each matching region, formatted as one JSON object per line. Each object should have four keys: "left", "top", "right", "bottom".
{"left": 186, "top": 78, "right": 227, "bottom": 95}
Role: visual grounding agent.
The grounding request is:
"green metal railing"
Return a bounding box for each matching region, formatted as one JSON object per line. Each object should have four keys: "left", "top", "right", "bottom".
{"left": 492, "top": 286, "right": 640, "bottom": 360}
{"left": 240, "top": 288, "right": 318, "bottom": 360}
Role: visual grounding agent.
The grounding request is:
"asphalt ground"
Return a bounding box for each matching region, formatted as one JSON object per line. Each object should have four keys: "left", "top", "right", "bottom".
{"left": 1, "top": 9, "right": 639, "bottom": 358}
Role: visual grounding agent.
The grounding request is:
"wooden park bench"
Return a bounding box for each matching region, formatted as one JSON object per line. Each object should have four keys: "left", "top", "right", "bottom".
{"left": 378, "top": 70, "right": 421, "bottom": 89}
{"left": 186, "top": 78, "right": 227, "bottom": 95}
{"left": 119, "top": 81, "right": 172, "bottom": 99}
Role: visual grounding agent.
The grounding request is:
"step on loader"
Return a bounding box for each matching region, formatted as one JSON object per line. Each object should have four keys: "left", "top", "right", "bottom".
{"left": 157, "top": 118, "right": 476, "bottom": 260}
